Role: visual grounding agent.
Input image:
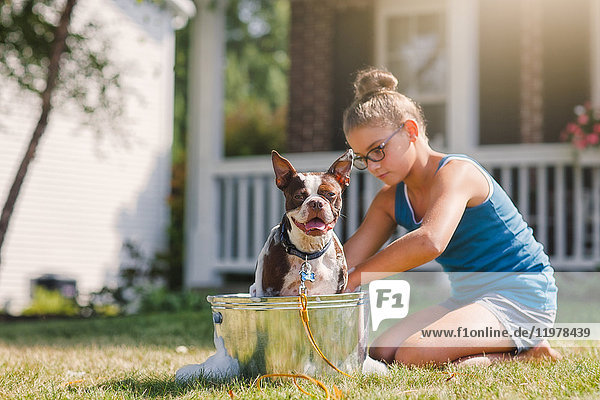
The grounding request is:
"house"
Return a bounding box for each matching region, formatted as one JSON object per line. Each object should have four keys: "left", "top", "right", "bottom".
{"left": 185, "top": 0, "right": 600, "bottom": 289}
{"left": 0, "top": 0, "right": 195, "bottom": 314}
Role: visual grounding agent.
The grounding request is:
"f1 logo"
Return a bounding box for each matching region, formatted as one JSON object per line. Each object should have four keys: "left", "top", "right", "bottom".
{"left": 369, "top": 280, "right": 410, "bottom": 330}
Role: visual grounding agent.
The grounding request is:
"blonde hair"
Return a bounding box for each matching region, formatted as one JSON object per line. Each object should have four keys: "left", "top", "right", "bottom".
{"left": 343, "top": 67, "right": 427, "bottom": 136}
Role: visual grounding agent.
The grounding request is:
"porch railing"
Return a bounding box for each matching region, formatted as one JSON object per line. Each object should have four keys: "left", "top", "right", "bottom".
{"left": 212, "top": 144, "right": 600, "bottom": 273}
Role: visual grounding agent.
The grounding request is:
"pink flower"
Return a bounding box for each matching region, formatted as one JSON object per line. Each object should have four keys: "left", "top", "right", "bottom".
{"left": 567, "top": 122, "right": 579, "bottom": 133}
{"left": 587, "top": 133, "right": 600, "bottom": 145}
{"left": 563, "top": 101, "right": 600, "bottom": 148}
{"left": 574, "top": 138, "right": 588, "bottom": 149}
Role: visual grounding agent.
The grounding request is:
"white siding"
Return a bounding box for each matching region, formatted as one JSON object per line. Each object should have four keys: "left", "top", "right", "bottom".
{"left": 0, "top": 0, "right": 177, "bottom": 313}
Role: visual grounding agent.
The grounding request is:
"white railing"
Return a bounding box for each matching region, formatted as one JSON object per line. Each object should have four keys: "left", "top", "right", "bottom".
{"left": 212, "top": 144, "right": 600, "bottom": 273}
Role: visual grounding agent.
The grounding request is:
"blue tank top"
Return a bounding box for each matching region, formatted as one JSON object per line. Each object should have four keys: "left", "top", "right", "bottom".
{"left": 394, "top": 154, "right": 557, "bottom": 310}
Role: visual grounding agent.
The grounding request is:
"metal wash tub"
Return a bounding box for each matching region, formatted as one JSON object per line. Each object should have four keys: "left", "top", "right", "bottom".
{"left": 207, "top": 292, "right": 368, "bottom": 377}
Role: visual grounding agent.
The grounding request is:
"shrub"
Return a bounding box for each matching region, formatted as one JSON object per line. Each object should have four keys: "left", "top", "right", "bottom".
{"left": 22, "top": 287, "right": 80, "bottom": 317}
{"left": 138, "top": 287, "right": 209, "bottom": 313}
{"left": 225, "top": 99, "right": 287, "bottom": 156}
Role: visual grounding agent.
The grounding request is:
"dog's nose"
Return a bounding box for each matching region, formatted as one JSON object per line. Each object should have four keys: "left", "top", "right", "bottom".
{"left": 308, "top": 199, "right": 324, "bottom": 210}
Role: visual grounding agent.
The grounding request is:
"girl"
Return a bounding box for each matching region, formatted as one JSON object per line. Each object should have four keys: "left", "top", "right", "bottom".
{"left": 342, "top": 68, "right": 560, "bottom": 366}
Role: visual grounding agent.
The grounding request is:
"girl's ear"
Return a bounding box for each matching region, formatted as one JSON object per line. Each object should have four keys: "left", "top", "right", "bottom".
{"left": 404, "top": 120, "right": 419, "bottom": 143}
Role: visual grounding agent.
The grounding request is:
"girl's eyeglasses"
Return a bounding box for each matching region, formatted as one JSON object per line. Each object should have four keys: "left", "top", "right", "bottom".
{"left": 352, "top": 123, "right": 405, "bottom": 170}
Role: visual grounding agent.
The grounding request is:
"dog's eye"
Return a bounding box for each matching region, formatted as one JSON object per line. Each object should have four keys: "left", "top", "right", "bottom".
{"left": 294, "top": 193, "right": 305, "bottom": 201}
{"left": 325, "top": 192, "right": 336, "bottom": 198}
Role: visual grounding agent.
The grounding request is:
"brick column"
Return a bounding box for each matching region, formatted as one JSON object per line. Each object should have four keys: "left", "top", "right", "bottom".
{"left": 520, "top": 0, "right": 544, "bottom": 144}
{"left": 288, "top": 0, "right": 336, "bottom": 152}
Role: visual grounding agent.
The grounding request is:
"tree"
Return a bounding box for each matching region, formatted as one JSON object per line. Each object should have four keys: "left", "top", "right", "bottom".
{"left": 0, "top": 0, "right": 124, "bottom": 265}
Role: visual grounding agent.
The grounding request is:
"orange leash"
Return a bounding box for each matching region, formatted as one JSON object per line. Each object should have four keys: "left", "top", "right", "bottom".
{"left": 255, "top": 373, "right": 334, "bottom": 399}
{"left": 255, "top": 293, "right": 353, "bottom": 399}
{"left": 298, "top": 293, "right": 354, "bottom": 378}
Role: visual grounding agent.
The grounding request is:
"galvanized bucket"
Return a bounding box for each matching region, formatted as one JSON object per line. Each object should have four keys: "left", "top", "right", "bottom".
{"left": 207, "top": 292, "right": 368, "bottom": 377}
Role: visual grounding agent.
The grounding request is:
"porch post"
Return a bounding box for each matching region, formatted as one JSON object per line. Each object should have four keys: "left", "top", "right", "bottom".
{"left": 184, "top": 0, "right": 225, "bottom": 288}
{"left": 447, "top": 0, "right": 478, "bottom": 152}
{"left": 592, "top": 0, "right": 600, "bottom": 107}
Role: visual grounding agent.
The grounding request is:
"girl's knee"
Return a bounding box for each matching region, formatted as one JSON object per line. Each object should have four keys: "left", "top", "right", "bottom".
{"left": 368, "top": 346, "right": 396, "bottom": 364}
{"left": 394, "top": 345, "right": 448, "bottom": 367}
{"left": 394, "top": 346, "right": 426, "bottom": 366}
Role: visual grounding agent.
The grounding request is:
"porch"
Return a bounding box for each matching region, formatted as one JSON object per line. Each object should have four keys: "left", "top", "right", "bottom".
{"left": 187, "top": 144, "right": 600, "bottom": 286}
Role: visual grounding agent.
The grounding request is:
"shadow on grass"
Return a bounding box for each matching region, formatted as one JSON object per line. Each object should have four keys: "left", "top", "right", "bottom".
{"left": 95, "top": 376, "right": 256, "bottom": 398}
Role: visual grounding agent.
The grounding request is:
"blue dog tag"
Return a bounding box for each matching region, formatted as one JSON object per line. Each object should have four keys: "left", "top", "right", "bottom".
{"left": 301, "top": 270, "right": 315, "bottom": 282}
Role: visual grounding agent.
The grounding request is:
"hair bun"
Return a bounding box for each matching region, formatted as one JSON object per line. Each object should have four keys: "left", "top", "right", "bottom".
{"left": 353, "top": 68, "right": 398, "bottom": 101}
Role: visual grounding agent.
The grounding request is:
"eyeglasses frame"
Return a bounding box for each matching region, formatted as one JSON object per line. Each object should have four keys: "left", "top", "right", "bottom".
{"left": 352, "top": 123, "right": 405, "bottom": 170}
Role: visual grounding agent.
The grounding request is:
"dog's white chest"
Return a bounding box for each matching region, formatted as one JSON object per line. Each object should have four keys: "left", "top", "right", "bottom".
{"left": 279, "top": 238, "right": 342, "bottom": 296}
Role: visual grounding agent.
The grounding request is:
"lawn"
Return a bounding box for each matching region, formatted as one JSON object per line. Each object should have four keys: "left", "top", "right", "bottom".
{"left": 1, "top": 309, "right": 600, "bottom": 399}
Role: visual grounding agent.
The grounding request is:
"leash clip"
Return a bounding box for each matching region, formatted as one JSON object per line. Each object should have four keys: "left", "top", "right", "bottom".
{"left": 299, "top": 257, "right": 315, "bottom": 295}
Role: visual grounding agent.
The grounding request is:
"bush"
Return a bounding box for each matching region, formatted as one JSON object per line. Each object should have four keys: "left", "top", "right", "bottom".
{"left": 22, "top": 287, "right": 80, "bottom": 317}
{"left": 138, "top": 287, "right": 209, "bottom": 313}
{"left": 225, "top": 99, "right": 287, "bottom": 156}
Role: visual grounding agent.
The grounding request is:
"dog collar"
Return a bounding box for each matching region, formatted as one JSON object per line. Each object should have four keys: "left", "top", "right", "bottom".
{"left": 279, "top": 223, "right": 333, "bottom": 260}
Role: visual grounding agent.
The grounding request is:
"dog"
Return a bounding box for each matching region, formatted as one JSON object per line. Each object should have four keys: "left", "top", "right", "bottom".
{"left": 250, "top": 150, "right": 353, "bottom": 297}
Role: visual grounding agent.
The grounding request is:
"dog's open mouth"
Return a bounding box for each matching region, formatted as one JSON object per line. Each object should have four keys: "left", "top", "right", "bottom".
{"left": 293, "top": 217, "right": 335, "bottom": 235}
{"left": 306, "top": 217, "right": 327, "bottom": 231}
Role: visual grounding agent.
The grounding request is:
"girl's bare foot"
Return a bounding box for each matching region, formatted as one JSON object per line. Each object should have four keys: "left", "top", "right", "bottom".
{"left": 454, "top": 340, "right": 562, "bottom": 366}
{"left": 516, "top": 340, "right": 562, "bottom": 361}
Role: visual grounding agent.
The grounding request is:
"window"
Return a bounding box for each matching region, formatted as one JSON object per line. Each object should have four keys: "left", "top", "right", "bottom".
{"left": 376, "top": 0, "right": 447, "bottom": 147}
{"left": 479, "top": 0, "right": 590, "bottom": 145}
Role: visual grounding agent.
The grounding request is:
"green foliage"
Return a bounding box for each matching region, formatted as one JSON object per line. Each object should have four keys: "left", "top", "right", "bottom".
{"left": 225, "top": 0, "right": 289, "bottom": 111}
{"left": 224, "top": 0, "right": 290, "bottom": 156}
{"left": 87, "top": 302, "right": 121, "bottom": 317}
{"left": 85, "top": 240, "right": 169, "bottom": 315}
{"left": 87, "top": 242, "right": 209, "bottom": 315}
{"left": 225, "top": 99, "right": 287, "bottom": 156}
{"left": 119, "top": 240, "right": 169, "bottom": 288}
{"left": 172, "top": 23, "right": 189, "bottom": 164}
{"left": 157, "top": 157, "right": 186, "bottom": 290}
{"left": 0, "top": 0, "right": 125, "bottom": 134}
{"left": 89, "top": 285, "right": 210, "bottom": 316}
{"left": 22, "top": 286, "right": 79, "bottom": 317}
{"left": 158, "top": 24, "right": 190, "bottom": 290}
{"left": 86, "top": 286, "right": 130, "bottom": 317}
{"left": 138, "top": 287, "right": 210, "bottom": 313}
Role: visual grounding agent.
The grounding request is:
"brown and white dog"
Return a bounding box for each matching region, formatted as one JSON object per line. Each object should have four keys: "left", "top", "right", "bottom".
{"left": 250, "top": 150, "right": 353, "bottom": 297}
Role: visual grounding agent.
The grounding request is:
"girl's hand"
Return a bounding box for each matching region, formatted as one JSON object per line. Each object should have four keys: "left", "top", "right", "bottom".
{"left": 344, "top": 269, "right": 361, "bottom": 293}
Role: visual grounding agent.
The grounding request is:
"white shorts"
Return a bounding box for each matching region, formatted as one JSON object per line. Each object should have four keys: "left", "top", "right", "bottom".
{"left": 440, "top": 293, "right": 556, "bottom": 353}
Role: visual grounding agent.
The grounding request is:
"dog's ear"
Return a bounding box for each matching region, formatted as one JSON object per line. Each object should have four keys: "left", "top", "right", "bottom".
{"left": 328, "top": 149, "right": 353, "bottom": 191}
{"left": 272, "top": 150, "right": 297, "bottom": 190}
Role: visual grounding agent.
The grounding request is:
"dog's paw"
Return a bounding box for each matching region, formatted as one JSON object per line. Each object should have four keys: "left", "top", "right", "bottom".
{"left": 362, "top": 356, "right": 389, "bottom": 375}
{"left": 249, "top": 283, "right": 264, "bottom": 297}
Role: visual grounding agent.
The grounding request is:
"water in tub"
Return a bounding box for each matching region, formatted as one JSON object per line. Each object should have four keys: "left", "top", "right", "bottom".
{"left": 175, "top": 332, "right": 240, "bottom": 382}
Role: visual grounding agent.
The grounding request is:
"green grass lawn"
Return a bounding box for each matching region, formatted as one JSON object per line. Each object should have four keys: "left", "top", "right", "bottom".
{"left": 1, "top": 310, "right": 600, "bottom": 399}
